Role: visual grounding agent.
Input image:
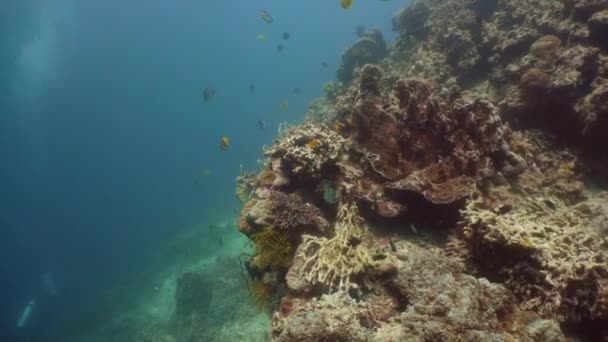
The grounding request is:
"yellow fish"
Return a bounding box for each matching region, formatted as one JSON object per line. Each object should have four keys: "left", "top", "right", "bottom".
{"left": 201, "top": 169, "right": 212, "bottom": 177}
{"left": 340, "top": 0, "right": 353, "bottom": 9}
{"left": 256, "top": 33, "right": 266, "bottom": 41}
{"left": 220, "top": 136, "right": 230, "bottom": 151}
{"left": 307, "top": 138, "right": 320, "bottom": 150}
{"left": 279, "top": 101, "right": 289, "bottom": 110}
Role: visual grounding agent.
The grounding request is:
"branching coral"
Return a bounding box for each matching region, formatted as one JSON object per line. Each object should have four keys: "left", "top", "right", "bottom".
{"left": 295, "top": 201, "right": 374, "bottom": 293}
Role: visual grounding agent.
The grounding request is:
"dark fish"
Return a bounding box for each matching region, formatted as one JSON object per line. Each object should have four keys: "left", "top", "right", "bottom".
{"left": 276, "top": 44, "right": 284, "bottom": 52}
{"left": 249, "top": 82, "right": 255, "bottom": 94}
{"left": 259, "top": 10, "right": 273, "bottom": 23}
{"left": 203, "top": 87, "right": 215, "bottom": 102}
{"left": 232, "top": 207, "right": 238, "bottom": 214}
{"left": 292, "top": 87, "right": 301, "bottom": 94}
{"left": 321, "top": 62, "right": 329, "bottom": 68}
{"left": 257, "top": 120, "right": 265, "bottom": 129}
{"left": 356, "top": 25, "right": 366, "bottom": 37}
{"left": 282, "top": 32, "right": 290, "bottom": 40}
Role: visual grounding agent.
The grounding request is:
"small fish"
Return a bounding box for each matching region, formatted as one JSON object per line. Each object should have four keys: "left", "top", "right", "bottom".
{"left": 279, "top": 101, "right": 289, "bottom": 110}
{"left": 282, "top": 32, "right": 290, "bottom": 40}
{"left": 220, "top": 136, "right": 230, "bottom": 151}
{"left": 201, "top": 169, "right": 212, "bottom": 177}
{"left": 292, "top": 87, "right": 301, "bottom": 94}
{"left": 388, "top": 236, "right": 397, "bottom": 252}
{"left": 259, "top": 10, "right": 273, "bottom": 23}
{"left": 410, "top": 224, "right": 418, "bottom": 234}
{"left": 307, "top": 138, "right": 320, "bottom": 150}
{"left": 276, "top": 44, "right": 284, "bottom": 52}
{"left": 202, "top": 87, "right": 215, "bottom": 102}
{"left": 232, "top": 207, "right": 238, "bottom": 214}
{"left": 340, "top": 0, "right": 354, "bottom": 9}
{"left": 257, "top": 120, "right": 265, "bottom": 129}
{"left": 249, "top": 82, "right": 255, "bottom": 94}
{"left": 256, "top": 33, "right": 266, "bottom": 41}
{"left": 321, "top": 62, "right": 329, "bottom": 68}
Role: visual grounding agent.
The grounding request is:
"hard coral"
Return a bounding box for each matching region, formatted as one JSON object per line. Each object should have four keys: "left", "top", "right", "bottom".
{"left": 264, "top": 123, "right": 348, "bottom": 182}
{"left": 275, "top": 241, "right": 567, "bottom": 342}
{"left": 337, "top": 29, "right": 388, "bottom": 83}
{"left": 246, "top": 189, "right": 329, "bottom": 235}
{"left": 461, "top": 193, "right": 608, "bottom": 323}
{"left": 292, "top": 201, "right": 374, "bottom": 294}
{"left": 388, "top": 243, "right": 566, "bottom": 342}
{"left": 336, "top": 64, "right": 521, "bottom": 211}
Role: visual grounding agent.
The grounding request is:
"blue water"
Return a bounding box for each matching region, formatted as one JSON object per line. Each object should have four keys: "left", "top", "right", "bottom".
{"left": 0, "top": 0, "right": 405, "bottom": 339}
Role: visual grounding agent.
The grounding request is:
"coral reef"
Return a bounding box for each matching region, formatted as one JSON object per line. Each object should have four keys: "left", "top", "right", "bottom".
{"left": 263, "top": 123, "right": 348, "bottom": 183}
{"left": 273, "top": 242, "right": 566, "bottom": 342}
{"left": 333, "top": 64, "right": 523, "bottom": 218}
{"left": 336, "top": 29, "right": 388, "bottom": 83}
{"left": 291, "top": 201, "right": 374, "bottom": 294}
{"left": 389, "top": 0, "right": 608, "bottom": 150}
{"left": 461, "top": 193, "right": 608, "bottom": 324}
{"left": 234, "top": 0, "right": 608, "bottom": 340}
{"left": 238, "top": 188, "right": 329, "bottom": 243}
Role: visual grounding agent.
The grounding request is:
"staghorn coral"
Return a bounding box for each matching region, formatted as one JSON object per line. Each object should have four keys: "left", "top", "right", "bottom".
{"left": 292, "top": 201, "right": 374, "bottom": 294}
